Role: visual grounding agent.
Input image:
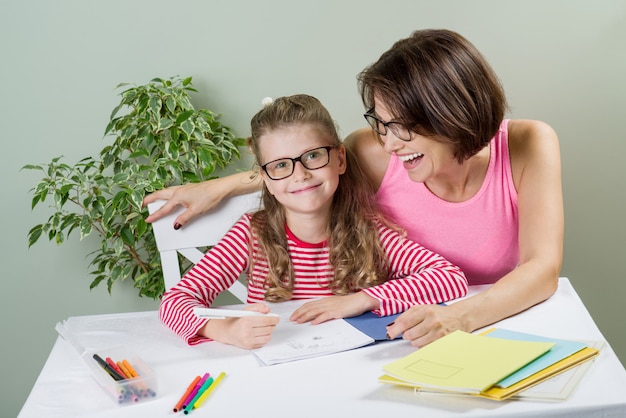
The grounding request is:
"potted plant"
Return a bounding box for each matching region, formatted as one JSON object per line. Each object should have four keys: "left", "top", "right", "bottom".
{"left": 23, "top": 76, "right": 246, "bottom": 299}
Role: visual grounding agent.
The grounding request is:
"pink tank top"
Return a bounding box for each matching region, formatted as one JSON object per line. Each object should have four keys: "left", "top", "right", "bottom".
{"left": 375, "top": 120, "right": 519, "bottom": 285}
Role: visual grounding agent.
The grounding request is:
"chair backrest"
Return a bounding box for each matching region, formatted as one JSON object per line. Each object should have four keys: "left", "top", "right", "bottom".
{"left": 148, "top": 192, "right": 262, "bottom": 302}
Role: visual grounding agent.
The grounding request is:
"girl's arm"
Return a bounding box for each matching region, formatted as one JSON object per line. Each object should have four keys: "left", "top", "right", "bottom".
{"left": 289, "top": 226, "right": 468, "bottom": 324}
{"left": 360, "top": 226, "right": 468, "bottom": 316}
{"left": 144, "top": 170, "right": 262, "bottom": 227}
{"left": 387, "top": 120, "right": 563, "bottom": 346}
{"left": 158, "top": 216, "right": 253, "bottom": 345}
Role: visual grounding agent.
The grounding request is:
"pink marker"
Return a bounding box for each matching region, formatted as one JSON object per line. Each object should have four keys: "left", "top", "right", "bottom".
{"left": 182, "top": 372, "right": 210, "bottom": 409}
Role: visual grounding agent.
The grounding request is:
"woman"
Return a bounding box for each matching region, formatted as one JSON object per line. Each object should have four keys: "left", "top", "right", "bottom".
{"left": 144, "top": 29, "right": 563, "bottom": 347}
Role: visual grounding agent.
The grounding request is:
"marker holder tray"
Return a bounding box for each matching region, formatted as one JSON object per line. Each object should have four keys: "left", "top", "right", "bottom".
{"left": 82, "top": 346, "right": 158, "bottom": 406}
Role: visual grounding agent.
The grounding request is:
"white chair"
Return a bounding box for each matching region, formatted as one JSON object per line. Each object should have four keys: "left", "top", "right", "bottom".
{"left": 148, "top": 192, "right": 262, "bottom": 302}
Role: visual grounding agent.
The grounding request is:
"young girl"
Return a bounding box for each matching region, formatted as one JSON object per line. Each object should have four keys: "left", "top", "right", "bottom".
{"left": 159, "top": 94, "right": 467, "bottom": 349}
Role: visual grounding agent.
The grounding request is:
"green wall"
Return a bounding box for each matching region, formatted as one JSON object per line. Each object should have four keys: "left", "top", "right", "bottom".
{"left": 3, "top": 1, "right": 625, "bottom": 416}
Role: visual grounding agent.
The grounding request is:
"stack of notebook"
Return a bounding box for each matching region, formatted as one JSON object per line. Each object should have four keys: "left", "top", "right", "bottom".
{"left": 379, "top": 328, "right": 600, "bottom": 401}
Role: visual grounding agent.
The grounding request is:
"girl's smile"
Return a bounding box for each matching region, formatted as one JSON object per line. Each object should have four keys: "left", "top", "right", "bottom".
{"left": 289, "top": 183, "right": 322, "bottom": 194}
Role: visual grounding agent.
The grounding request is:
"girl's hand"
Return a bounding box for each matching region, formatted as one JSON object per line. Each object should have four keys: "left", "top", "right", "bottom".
{"left": 289, "top": 292, "right": 379, "bottom": 325}
{"left": 199, "top": 303, "right": 279, "bottom": 349}
{"left": 385, "top": 304, "right": 465, "bottom": 347}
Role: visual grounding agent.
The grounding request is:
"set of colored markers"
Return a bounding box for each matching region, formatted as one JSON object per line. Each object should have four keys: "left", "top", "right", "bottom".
{"left": 92, "top": 353, "right": 157, "bottom": 404}
{"left": 173, "top": 372, "right": 226, "bottom": 414}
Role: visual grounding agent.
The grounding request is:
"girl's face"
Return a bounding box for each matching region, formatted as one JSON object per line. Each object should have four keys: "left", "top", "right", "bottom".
{"left": 258, "top": 123, "right": 346, "bottom": 220}
{"left": 374, "top": 98, "right": 458, "bottom": 184}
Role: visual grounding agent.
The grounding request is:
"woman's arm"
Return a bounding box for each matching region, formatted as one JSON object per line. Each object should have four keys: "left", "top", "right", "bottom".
{"left": 344, "top": 128, "right": 390, "bottom": 191}
{"left": 143, "top": 127, "right": 386, "bottom": 228}
{"left": 143, "top": 170, "right": 262, "bottom": 227}
{"left": 387, "top": 119, "right": 563, "bottom": 346}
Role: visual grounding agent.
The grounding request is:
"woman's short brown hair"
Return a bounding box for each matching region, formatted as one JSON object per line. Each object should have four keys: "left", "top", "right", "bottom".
{"left": 358, "top": 29, "right": 507, "bottom": 162}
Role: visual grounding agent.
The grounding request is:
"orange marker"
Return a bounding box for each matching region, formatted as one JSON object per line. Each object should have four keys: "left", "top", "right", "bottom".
{"left": 117, "top": 361, "right": 133, "bottom": 379}
{"left": 174, "top": 375, "right": 201, "bottom": 412}
{"left": 122, "top": 359, "right": 139, "bottom": 378}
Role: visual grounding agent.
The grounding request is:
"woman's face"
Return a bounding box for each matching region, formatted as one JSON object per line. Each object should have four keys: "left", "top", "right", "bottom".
{"left": 373, "top": 98, "right": 457, "bottom": 184}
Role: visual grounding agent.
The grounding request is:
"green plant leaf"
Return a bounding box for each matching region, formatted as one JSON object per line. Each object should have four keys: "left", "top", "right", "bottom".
{"left": 165, "top": 96, "right": 176, "bottom": 113}
{"left": 180, "top": 119, "right": 194, "bottom": 139}
{"left": 80, "top": 215, "right": 93, "bottom": 240}
{"left": 175, "top": 110, "right": 194, "bottom": 125}
{"left": 149, "top": 95, "right": 162, "bottom": 117}
{"left": 109, "top": 104, "right": 125, "bottom": 122}
{"left": 130, "top": 190, "right": 144, "bottom": 210}
{"left": 135, "top": 218, "right": 148, "bottom": 239}
{"left": 158, "top": 117, "right": 173, "bottom": 131}
{"left": 90, "top": 274, "right": 107, "bottom": 290}
{"left": 21, "top": 164, "right": 44, "bottom": 171}
{"left": 120, "top": 226, "right": 134, "bottom": 246}
{"left": 30, "top": 194, "right": 42, "bottom": 209}
{"left": 27, "top": 224, "right": 43, "bottom": 247}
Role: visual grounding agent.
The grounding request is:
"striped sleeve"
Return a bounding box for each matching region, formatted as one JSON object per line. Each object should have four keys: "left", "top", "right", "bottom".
{"left": 158, "top": 215, "right": 252, "bottom": 345}
{"left": 361, "top": 223, "right": 468, "bottom": 316}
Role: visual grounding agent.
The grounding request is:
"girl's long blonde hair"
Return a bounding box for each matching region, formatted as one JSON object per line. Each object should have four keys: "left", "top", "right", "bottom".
{"left": 247, "top": 94, "right": 396, "bottom": 302}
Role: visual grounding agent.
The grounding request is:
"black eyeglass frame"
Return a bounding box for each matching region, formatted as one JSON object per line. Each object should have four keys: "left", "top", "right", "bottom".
{"left": 260, "top": 145, "right": 336, "bottom": 180}
{"left": 363, "top": 108, "right": 414, "bottom": 142}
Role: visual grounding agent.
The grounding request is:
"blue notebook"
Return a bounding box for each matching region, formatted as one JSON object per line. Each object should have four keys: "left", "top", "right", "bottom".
{"left": 344, "top": 311, "right": 402, "bottom": 341}
{"left": 345, "top": 303, "right": 447, "bottom": 341}
{"left": 484, "top": 328, "right": 587, "bottom": 388}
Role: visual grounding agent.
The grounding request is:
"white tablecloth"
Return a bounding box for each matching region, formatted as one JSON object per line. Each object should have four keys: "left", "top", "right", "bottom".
{"left": 18, "top": 278, "right": 626, "bottom": 418}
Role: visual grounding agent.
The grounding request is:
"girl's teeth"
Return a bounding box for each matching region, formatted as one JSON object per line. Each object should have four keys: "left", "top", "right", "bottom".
{"left": 399, "top": 153, "right": 423, "bottom": 162}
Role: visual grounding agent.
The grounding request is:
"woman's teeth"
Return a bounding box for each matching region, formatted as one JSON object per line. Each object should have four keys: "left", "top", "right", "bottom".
{"left": 398, "top": 152, "right": 423, "bottom": 162}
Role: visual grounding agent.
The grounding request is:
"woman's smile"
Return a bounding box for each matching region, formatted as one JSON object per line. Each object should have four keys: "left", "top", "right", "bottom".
{"left": 398, "top": 152, "right": 424, "bottom": 169}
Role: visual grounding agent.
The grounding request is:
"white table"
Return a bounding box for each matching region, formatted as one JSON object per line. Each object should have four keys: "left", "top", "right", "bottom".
{"left": 18, "top": 278, "right": 626, "bottom": 418}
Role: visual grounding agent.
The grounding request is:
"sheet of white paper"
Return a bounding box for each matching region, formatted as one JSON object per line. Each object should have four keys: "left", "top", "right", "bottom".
{"left": 250, "top": 300, "right": 375, "bottom": 366}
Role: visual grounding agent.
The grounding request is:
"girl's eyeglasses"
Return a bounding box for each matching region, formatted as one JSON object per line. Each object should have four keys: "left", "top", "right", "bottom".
{"left": 261, "top": 146, "right": 335, "bottom": 180}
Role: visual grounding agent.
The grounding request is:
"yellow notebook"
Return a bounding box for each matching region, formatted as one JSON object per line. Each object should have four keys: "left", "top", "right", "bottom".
{"left": 381, "top": 330, "right": 554, "bottom": 395}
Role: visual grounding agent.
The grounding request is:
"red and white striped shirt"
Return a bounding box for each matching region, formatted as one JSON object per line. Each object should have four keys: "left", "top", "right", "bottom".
{"left": 159, "top": 214, "right": 467, "bottom": 345}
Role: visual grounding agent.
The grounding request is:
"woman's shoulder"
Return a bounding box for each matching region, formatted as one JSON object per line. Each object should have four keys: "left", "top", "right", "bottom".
{"left": 507, "top": 119, "right": 559, "bottom": 151}
{"left": 506, "top": 119, "right": 561, "bottom": 184}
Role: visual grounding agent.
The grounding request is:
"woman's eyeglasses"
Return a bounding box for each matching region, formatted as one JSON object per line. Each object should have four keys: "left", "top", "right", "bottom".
{"left": 363, "top": 108, "right": 414, "bottom": 142}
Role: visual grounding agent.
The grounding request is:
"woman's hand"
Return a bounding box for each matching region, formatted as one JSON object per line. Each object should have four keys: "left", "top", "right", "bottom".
{"left": 143, "top": 170, "right": 260, "bottom": 228}
{"left": 198, "top": 303, "right": 279, "bottom": 349}
{"left": 289, "top": 292, "right": 379, "bottom": 325}
{"left": 385, "top": 304, "right": 465, "bottom": 347}
{"left": 143, "top": 182, "right": 221, "bottom": 228}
